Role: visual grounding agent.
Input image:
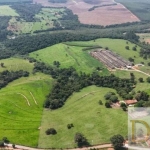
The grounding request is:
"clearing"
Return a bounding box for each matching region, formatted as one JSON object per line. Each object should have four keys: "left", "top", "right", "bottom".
{"left": 38, "top": 86, "right": 127, "bottom": 148}
{"left": 0, "top": 5, "right": 19, "bottom": 16}
{"left": 33, "top": 0, "right": 140, "bottom": 26}
{"left": 8, "top": 7, "right": 65, "bottom": 34}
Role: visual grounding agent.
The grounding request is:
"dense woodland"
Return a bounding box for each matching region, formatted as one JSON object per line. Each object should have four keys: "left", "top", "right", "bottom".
{"left": 0, "top": 17, "right": 12, "bottom": 41}
{"left": 11, "top": 4, "right": 42, "bottom": 22}
{"left": 0, "top": 70, "right": 29, "bottom": 89}
{"left": 33, "top": 62, "right": 135, "bottom": 109}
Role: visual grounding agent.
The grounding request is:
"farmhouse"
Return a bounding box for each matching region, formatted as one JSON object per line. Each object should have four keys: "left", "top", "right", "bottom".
{"left": 124, "top": 99, "right": 137, "bottom": 106}
{"left": 90, "top": 49, "right": 132, "bottom": 70}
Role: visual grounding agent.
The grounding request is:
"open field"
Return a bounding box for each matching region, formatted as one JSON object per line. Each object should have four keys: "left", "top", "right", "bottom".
{"left": 0, "top": 57, "right": 34, "bottom": 73}
{"left": 8, "top": 7, "right": 65, "bottom": 34}
{"left": 30, "top": 38, "right": 150, "bottom": 76}
{"left": 33, "top": 0, "right": 140, "bottom": 26}
{"left": 30, "top": 43, "right": 109, "bottom": 75}
{"left": 116, "top": 0, "right": 150, "bottom": 21}
{"left": 65, "top": 38, "right": 150, "bottom": 66}
{"left": 137, "top": 33, "right": 150, "bottom": 44}
{"left": 0, "top": 57, "right": 53, "bottom": 146}
{"left": 38, "top": 86, "right": 127, "bottom": 148}
{"left": 0, "top": 72, "right": 53, "bottom": 146}
{"left": 0, "top": 5, "right": 19, "bottom": 16}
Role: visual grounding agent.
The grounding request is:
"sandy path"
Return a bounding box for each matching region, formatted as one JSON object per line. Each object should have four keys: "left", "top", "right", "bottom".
{"left": 30, "top": 92, "right": 38, "bottom": 105}
{"left": 17, "top": 93, "right": 30, "bottom": 106}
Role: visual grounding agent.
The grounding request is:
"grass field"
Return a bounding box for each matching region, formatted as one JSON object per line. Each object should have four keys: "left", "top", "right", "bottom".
{"left": 0, "top": 57, "right": 34, "bottom": 73}
{"left": 30, "top": 43, "right": 109, "bottom": 75}
{"left": 0, "top": 73, "right": 52, "bottom": 146}
{"left": 38, "top": 86, "right": 127, "bottom": 148}
{"left": 0, "top": 57, "right": 53, "bottom": 146}
{"left": 8, "top": 7, "right": 65, "bottom": 34}
{"left": 115, "top": 0, "right": 150, "bottom": 21}
{"left": 30, "top": 38, "right": 150, "bottom": 75}
{"left": 0, "top": 5, "right": 18, "bottom": 16}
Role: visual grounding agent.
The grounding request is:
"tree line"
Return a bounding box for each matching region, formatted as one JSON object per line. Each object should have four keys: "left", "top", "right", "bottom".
{"left": 11, "top": 4, "right": 42, "bottom": 22}
{"left": 0, "top": 70, "right": 29, "bottom": 89}
{"left": 33, "top": 62, "right": 135, "bottom": 109}
{"left": 0, "top": 16, "right": 12, "bottom": 41}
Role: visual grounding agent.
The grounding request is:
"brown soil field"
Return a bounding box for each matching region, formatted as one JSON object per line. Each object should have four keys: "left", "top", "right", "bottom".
{"left": 33, "top": 0, "right": 140, "bottom": 26}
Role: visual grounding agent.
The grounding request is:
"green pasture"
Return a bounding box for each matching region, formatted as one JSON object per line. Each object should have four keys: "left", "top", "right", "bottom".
{"left": 0, "top": 57, "right": 34, "bottom": 73}
{"left": 115, "top": 0, "right": 150, "bottom": 21}
{"left": 8, "top": 7, "right": 65, "bottom": 34}
{"left": 38, "top": 86, "right": 127, "bottom": 148}
{"left": 0, "top": 5, "right": 18, "bottom": 16}
{"left": 30, "top": 43, "right": 108, "bottom": 75}
{"left": 0, "top": 72, "right": 53, "bottom": 147}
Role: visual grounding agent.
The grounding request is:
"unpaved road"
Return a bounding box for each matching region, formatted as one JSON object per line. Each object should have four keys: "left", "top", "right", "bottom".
{"left": 6, "top": 143, "right": 112, "bottom": 150}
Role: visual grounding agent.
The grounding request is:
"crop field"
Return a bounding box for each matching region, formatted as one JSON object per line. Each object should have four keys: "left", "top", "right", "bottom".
{"left": 116, "top": 0, "right": 150, "bottom": 21}
{"left": 38, "top": 86, "right": 127, "bottom": 148}
{"left": 30, "top": 43, "right": 109, "bottom": 75}
{"left": 0, "top": 5, "right": 19, "bottom": 16}
{"left": 8, "top": 7, "right": 65, "bottom": 34}
{"left": 33, "top": 0, "right": 139, "bottom": 25}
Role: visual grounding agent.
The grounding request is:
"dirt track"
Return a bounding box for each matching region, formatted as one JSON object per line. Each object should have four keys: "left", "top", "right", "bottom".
{"left": 6, "top": 143, "right": 113, "bottom": 150}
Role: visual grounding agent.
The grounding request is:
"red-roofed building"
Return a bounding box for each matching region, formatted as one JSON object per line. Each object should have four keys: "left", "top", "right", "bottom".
{"left": 124, "top": 99, "right": 137, "bottom": 105}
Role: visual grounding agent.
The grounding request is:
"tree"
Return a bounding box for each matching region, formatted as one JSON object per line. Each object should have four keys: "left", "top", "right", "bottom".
{"left": 147, "top": 77, "right": 150, "bottom": 83}
{"left": 12, "top": 144, "right": 15, "bottom": 148}
{"left": 99, "top": 100, "right": 103, "bottom": 105}
{"left": 125, "top": 46, "right": 129, "bottom": 50}
{"left": 0, "top": 63, "right": 4, "bottom": 67}
{"left": 105, "top": 102, "right": 111, "bottom": 108}
{"left": 110, "top": 134, "right": 125, "bottom": 150}
{"left": 74, "top": 133, "right": 89, "bottom": 147}
{"left": 110, "top": 95, "right": 118, "bottom": 103}
{"left": 138, "top": 77, "right": 144, "bottom": 82}
{"left": 3, "top": 137, "right": 9, "bottom": 143}
{"left": 45, "top": 128, "right": 57, "bottom": 135}
{"left": 128, "top": 57, "right": 134, "bottom": 62}
{"left": 132, "top": 46, "right": 137, "bottom": 51}
{"left": 0, "top": 141, "right": 4, "bottom": 147}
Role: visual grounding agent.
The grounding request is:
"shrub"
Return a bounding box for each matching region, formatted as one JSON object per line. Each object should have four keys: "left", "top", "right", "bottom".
{"left": 45, "top": 128, "right": 57, "bottom": 135}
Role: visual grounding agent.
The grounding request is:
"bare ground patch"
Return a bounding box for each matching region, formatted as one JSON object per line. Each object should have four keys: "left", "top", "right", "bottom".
{"left": 33, "top": 0, "right": 140, "bottom": 26}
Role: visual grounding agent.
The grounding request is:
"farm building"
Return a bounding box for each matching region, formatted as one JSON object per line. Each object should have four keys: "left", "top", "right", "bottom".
{"left": 90, "top": 49, "right": 132, "bottom": 70}
{"left": 123, "top": 99, "right": 137, "bottom": 106}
